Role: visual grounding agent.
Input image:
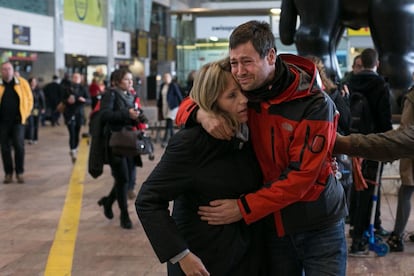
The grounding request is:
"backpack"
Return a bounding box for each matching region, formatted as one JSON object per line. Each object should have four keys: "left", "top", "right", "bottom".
{"left": 349, "top": 91, "right": 375, "bottom": 134}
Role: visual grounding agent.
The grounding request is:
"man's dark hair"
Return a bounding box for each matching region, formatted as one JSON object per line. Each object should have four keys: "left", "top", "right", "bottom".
{"left": 229, "top": 20, "right": 276, "bottom": 58}
{"left": 360, "top": 48, "right": 378, "bottom": 69}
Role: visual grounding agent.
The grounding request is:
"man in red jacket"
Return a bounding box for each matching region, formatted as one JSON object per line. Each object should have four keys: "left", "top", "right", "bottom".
{"left": 176, "top": 20, "right": 347, "bottom": 275}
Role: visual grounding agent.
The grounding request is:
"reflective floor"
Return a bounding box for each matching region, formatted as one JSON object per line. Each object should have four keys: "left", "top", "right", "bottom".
{"left": 0, "top": 122, "right": 413, "bottom": 275}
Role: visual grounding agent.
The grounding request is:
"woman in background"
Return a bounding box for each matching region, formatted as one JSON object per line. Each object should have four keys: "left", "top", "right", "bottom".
{"left": 98, "top": 68, "right": 147, "bottom": 229}
{"left": 26, "top": 77, "right": 46, "bottom": 144}
{"left": 157, "top": 72, "right": 183, "bottom": 148}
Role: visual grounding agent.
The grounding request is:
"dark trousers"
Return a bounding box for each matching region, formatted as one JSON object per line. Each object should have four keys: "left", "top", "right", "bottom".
{"left": 163, "top": 118, "right": 174, "bottom": 142}
{"left": 352, "top": 160, "right": 384, "bottom": 239}
{"left": 266, "top": 220, "right": 347, "bottom": 276}
{"left": 107, "top": 154, "right": 129, "bottom": 213}
{"left": 25, "top": 115, "right": 40, "bottom": 141}
{"left": 127, "top": 156, "right": 136, "bottom": 191}
{"left": 0, "top": 123, "right": 25, "bottom": 175}
{"left": 66, "top": 114, "right": 82, "bottom": 150}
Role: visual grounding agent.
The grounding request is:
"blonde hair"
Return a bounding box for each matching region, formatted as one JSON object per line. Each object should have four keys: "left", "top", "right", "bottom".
{"left": 306, "top": 55, "right": 337, "bottom": 92}
{"left": 190, "top": 57, "right": 239, "bottom": 130}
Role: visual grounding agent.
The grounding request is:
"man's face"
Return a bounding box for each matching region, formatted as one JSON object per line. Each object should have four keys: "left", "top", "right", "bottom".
{"left": 229, "top": 41, "right": 275, "bottom": 91}
{"left": 72, "top": 73, "right": 81, "bottom": 84}
{"left": 1, "top": 62, "right": 14, "bottom": 82}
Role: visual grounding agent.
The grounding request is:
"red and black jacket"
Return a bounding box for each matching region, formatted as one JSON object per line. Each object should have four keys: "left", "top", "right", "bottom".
{"left": 177, "top": 54, "right": 347, "bottom": 236}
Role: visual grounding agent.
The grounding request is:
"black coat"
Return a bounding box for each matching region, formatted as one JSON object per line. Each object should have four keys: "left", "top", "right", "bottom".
{"left": 100, "top": 88, "right": 143, "bottom": 167}
{"left": 136, "top": 126, "right": 267, "bottom": 276}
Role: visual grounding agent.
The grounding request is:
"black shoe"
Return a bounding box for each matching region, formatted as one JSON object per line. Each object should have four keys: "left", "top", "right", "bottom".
{"left": 97, "top": 197, "right": 113, "bottom": 219}
{"left": 375, "top": 226, "right": 390, "bottom": 237}
{"left": 386, "top": 232, "right": 404, "bottom": 252}
{"left": 120, "top": 212, "right": 132, "bottom": 229}
{"left": 348, "top": 238, "right": 369, "bottom": 257}
{"left": 3, "top": 174, "right": 12, "bottom": 184}
{"left": 410, "top": 234, "right": 414, "bottom": 242}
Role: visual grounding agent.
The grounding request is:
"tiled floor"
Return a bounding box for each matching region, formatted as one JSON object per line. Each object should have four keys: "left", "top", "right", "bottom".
{"left": 0, "top": 122, "right": 413, "bottom": 275}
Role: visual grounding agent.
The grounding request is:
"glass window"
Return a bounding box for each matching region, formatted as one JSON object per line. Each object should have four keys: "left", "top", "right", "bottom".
{"left": 0, "top": 0, "right": 51, "bottom": 16}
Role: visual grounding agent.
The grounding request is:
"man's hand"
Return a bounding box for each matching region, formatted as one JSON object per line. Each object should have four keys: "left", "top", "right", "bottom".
{"left": 179, "top": 252, "right": 210, "bottom": 276}
{"left": 198, "top": 199, "right": 242, "bottom": 225}
{"left": 196, "top": 109, "right": 234, "bottom": 140}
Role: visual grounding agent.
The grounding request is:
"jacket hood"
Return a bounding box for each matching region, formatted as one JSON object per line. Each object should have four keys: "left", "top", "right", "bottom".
{"left": 243, "top": 54, "right": 319, "bottom": 104}
{"left": 347, "top": 70, "right": 384, "bottom": 94}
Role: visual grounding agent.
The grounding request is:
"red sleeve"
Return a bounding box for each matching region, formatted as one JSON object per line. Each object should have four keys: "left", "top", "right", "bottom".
{"left": 175, "top": 97, "right": 198, "bottom": 127}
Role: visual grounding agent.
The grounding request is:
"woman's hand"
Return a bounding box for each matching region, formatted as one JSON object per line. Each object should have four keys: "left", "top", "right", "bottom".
{"left": 340, "top": 84, "right": 349, "bottom": 97}
{"left": 128, "top": 108, "right": 140, "bottom": 120}
{"left": 179, "top": 252, "right": 210, "bottom": 276}
{"left": 67, "top": 94, "right": 76, "bottom": 104}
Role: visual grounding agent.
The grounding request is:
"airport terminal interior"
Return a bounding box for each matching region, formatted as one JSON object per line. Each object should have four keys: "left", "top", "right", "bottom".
{"left": 1, "top": 0, "right": 414, "bottom": 275}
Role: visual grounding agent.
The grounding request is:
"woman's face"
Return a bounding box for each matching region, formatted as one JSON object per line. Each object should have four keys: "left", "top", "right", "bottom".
{"left": 217, "top": 74, "right": 248, "bottom": 123}
{"left": 30, "top": 78, "right": 37, "bottom": 88}
{"left": 118, "top": 73, "right": 133, "bottom": 91}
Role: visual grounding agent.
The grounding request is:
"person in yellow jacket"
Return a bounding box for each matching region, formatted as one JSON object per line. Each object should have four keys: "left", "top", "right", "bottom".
{"left": 0, "top": 61, "right": 33, "bottom": 183}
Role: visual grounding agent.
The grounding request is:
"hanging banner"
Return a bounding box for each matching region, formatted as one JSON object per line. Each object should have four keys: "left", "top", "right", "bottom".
{"left": 64, "top": 0, "right": 105, "bottom": 27}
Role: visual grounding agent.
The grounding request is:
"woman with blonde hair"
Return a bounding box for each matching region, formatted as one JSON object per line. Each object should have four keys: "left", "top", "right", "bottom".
{"left": 136, "top": 58, "right": 267, "bottom": 276}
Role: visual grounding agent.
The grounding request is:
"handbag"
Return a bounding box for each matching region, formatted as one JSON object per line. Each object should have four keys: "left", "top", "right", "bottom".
{"left": 56, "top": 102, "right": 66, "bottom": 113}
{"left": 109, "top": 127, "right": 154, "bottom": 157}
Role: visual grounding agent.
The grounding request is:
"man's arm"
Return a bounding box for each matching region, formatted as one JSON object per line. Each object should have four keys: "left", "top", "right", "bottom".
{"left": 175, "top": 97, "right": 234, "bottom": 140}
{"left": 334, "top": 126, "right": 414, "bottom": 161}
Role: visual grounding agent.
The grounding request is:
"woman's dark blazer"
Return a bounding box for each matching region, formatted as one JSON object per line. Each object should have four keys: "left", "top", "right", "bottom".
{"left": 136, "top": 125, "right": 267, "bottom": 276}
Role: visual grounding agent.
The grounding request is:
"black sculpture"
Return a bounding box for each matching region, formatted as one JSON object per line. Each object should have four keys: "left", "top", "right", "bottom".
{"left": 280, "top": 0, "right": 414, "bottom": 111}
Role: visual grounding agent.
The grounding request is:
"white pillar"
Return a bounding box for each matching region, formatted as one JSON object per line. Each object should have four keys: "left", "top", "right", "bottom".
{"left": 107, "top": 0, "right": 115, "bottom": 78}
{"left": 54, "top": 0, "right": 65, "bottom": 77}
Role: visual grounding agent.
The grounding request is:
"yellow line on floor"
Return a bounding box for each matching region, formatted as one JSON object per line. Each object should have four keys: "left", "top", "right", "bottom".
{"left": 44, "top": 138, "right": 89, "bottom": 276}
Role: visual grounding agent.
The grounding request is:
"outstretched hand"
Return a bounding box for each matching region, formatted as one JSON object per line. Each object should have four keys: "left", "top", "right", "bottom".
{"left": 197, "top": 109, "right": 234, "bottom": 140}
{"left": 198, "top": 199, "right": 242, "bottom": 225}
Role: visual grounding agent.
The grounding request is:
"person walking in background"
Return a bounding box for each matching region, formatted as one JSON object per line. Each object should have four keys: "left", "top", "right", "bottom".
{"left": 97, "top": 69, "right": 147, "bottom": 229}
{"left": 341, "top": 54, "right": 363, "bottom": 85}
{"left": 386, "top": 87, "right": 414, "bottom": 252}
{"left": 89, "top": 73, "right": 105, "bottom": 110}
{"left": 137, "top": 58, "right": 267, "bottom": 275}
{"left": 62, "top": 72, "right": 90, "bottom": 163}
{"left": 26, "top": 77, "right": 46, "bottom": 144}
{"left": 157, "top": 72, "right": 183, "bottom": 148}
{"left": 126, "top": 84, "right": 146, "bottom": 200}
{"left": 43, "top": 75, "right": 63, "bottom": 126}
{"left": 176, "top": 20, "right": 347, "bottom": 275}
{"left": 184, "top": 70, "right": 196, "bottom": 96}
{"left": 306, "top": 55, "right": 353, "bottom": 210}
{"left": 346, "top": 48, "right": 393, "bottom": 256}
{"left": 0, "top": 61, "right": 33, "bottom": 184}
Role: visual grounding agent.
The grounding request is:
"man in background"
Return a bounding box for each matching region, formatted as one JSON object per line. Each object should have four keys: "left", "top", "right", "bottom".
{"left": 43, "top": 75, "right": 63, "bottom": 126}
{"left": 347, "top": 48, "right": 393, "bottom": 256}
{"left": 0, "top": 61, "right": 33, "bottom": 183}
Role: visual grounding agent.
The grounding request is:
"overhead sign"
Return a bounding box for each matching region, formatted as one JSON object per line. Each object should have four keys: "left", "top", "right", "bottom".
{"left": 196, "top": 16, "right": 270, "bottom": 39}
{"left": 347, "top": 27, "right": 371, "bottom": 36}
{"left": 64, "top": 0, "right": 104, "bottom": 27}
{"left": 12, "top": 25, "right": 31, "bottom": 46}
